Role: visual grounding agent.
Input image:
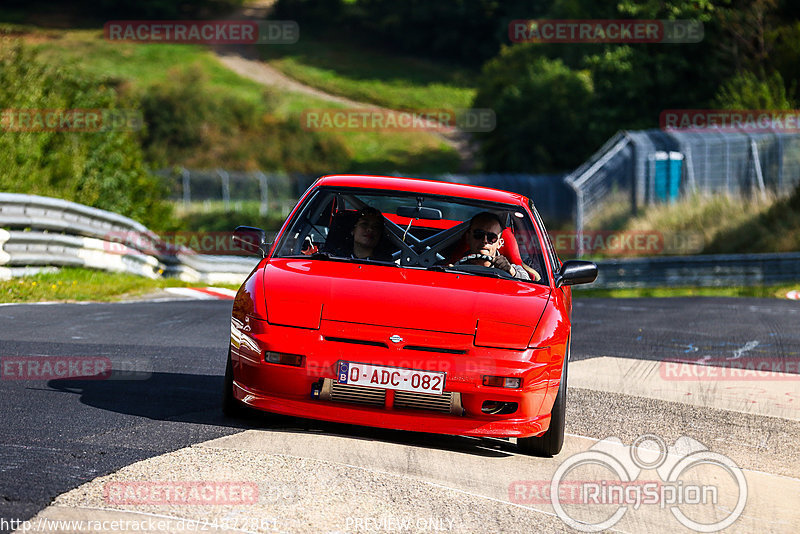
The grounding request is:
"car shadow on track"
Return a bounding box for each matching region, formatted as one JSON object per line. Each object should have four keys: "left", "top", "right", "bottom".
{"left": 48, "top": 371, "right": 518, "bottom": 458}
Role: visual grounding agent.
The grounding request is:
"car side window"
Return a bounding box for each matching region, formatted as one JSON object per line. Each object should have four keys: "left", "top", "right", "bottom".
{"left": 529, "top": 200, "right": 559, "bottom": 278}
{"left": 274, "top": 191, "right": 333, "bottom": 256}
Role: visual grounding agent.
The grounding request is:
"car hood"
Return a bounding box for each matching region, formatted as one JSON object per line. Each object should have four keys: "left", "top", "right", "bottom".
{"left": 263, "top": 259, "right": 550, "bottom": 342}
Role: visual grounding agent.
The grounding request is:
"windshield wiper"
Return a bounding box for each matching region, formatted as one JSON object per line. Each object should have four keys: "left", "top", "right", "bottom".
{"left": 426, "top": 265, "right": 481, "bottom": 277}
{"left": 427, "top": 264, "right": 511, "bottom": 279}
{"left": 349, "top": 257, "right": 398, "bottom": 266}
{"left": 305, "top": 252, "right": 397, "bottom": 266}
{"left": 279, "top": 252, "right": 343, "bottom": 260}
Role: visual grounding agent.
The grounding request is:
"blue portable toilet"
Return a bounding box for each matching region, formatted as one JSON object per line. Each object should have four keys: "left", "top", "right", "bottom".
{"left": 651, "top": 151, "right": 684, "bottom": 203}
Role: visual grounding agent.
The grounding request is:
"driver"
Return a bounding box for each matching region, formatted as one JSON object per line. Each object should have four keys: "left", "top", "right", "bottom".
{"left": 351, "top": 206, "right": 392, "bottom": 261}
{"left": 457, "top": 212, "right": 530, "bottom": 280}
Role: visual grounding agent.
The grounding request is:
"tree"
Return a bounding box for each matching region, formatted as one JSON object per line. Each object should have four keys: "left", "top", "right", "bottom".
{"left": 474, "top": 50, "right": 596, "bottom": 172}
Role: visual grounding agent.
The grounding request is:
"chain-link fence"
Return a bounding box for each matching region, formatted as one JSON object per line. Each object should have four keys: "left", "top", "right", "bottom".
{"left": 565, "top": 129, "right": 800, "bottom": 255}
{"left": 158, "top": 169, "right": 574, "bottom": 222}
{"left": 157, "top": 168, "right": 317, "bottom": 216}
{"left": 410, "top": 173, "right": 571, "bottom": 222}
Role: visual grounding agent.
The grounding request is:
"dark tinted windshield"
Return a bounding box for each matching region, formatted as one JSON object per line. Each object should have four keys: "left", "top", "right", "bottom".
{"left": 274, "top": 187, "right": 549, "bottom": 284}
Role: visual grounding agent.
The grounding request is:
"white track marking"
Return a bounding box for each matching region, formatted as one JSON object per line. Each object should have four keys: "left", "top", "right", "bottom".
{"left": 164, "top": 287, "right": 236, "bottom": 300}
{"left": 730, "top": 340, "right": 760, "bottom": 360}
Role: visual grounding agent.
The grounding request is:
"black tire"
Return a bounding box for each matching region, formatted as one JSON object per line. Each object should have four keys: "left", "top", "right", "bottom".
{"left": 222, "top": 350, "right": 249, "bottom": 418}
{"left": 517, "top": 344, "right": 568, "bottom": 457}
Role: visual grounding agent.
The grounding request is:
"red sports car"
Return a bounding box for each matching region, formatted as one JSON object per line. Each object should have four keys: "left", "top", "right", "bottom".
{"left": 223, "top": 175, "right": 597, "bottom": 456}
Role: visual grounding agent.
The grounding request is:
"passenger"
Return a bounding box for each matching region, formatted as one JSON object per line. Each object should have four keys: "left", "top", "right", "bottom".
{"left": 457, "top": 212, "right": 530, "bottom": 280}
{"left": 351, "top": 207, "right": 392, "bottom": 261}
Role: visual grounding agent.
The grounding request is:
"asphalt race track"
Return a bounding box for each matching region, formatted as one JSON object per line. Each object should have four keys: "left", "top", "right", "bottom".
{"left": 0, "top": 301, "right": 242, "bottom": 526}
{"left": 1, "top": 297, "right": 798, "bottom": 533}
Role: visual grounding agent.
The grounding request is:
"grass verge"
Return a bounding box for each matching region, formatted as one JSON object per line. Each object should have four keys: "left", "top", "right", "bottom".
{"left": 579, "top": 189, "right": 800, "bottom": 258}
{"left": 573, "top": 283, "right": 800, "bottom": 299}
{"left": 258, "top": 36, "right": 476, "bottom": 111}
{"left": 0, "top": 268, "right": 239, "bottom": 303}
{"left": 22, "top": 27, "right": 459, "bottom": 174}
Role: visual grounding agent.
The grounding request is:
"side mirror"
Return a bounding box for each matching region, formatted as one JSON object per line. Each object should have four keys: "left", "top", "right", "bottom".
{"left": 556, "top": 260, "right": 598, "bottom": 288}
{"left": 232, "top": 226, "right": 269, "bottom": 257}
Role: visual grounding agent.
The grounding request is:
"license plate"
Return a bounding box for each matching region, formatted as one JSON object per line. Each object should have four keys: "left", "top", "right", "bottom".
{"left": 337, "top": 361, "right": 446, "bottom": 395}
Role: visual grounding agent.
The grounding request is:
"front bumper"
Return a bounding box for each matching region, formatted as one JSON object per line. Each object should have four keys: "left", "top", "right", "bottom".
{"left": 231, "top": 317, "right": 564, "bottom": 439}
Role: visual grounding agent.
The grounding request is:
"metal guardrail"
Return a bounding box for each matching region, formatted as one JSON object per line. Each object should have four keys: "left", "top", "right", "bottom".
{"left": 3, "top": 194, "right": 799, "bottom": 289}
{"left": 0, "top": 193, "right": 258, "bottom": 284}
{"left": 583, "top": 252, "right": 800, "bottom": 289}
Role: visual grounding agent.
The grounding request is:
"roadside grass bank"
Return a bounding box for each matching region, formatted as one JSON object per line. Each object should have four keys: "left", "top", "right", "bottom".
{"left": 257, "top": 36, "right": 476, "bottom": 112}
{"left": 580, "top": 184, "right": 800, "bottom": 258}
{"left": 14, "top": 26, "right": 459, "bottom": 177}
{"left": 573, "top": 283, "right": 800, "bottom": 299}
{"left": 0, "top": 268, "right": 239, "bottom": 303}
{"left": 174, "top": 203, "right": 287, "bottom": 234}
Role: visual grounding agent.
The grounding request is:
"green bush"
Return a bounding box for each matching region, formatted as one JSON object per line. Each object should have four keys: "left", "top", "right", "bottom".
{"left": 273, "top": 0, "right": 547, "bottom": 67}
{"left": 2, "top": 0, "right": 244, "bottom": 21}
{"left": 0, "top": 43, "right": 173, "bottom": 230}
{"left": 474, "top": 51, "right": 598, "bottom": 172}
{"left": 713, "top": 71, "right": 792, "bottom": 110}
{"left": 179, "top": 208, "right": 287, "bottom": 234}
{"left": 139, "top": 65, "right": 352, "bottom": 174}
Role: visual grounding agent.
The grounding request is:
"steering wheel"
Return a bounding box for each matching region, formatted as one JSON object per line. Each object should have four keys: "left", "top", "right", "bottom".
{"left": 456, "top": 253, "right": 495, "bottom": 266}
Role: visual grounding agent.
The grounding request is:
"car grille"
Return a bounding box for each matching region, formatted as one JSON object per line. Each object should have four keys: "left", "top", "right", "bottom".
{"left": 328, "top": 381, "right": 386, "bottom": 406}
{"left": 394, "top": 390, "right": 455, "bottom": 413}
{"left": 320, "top": 379, "right": 463, "bottom": 415}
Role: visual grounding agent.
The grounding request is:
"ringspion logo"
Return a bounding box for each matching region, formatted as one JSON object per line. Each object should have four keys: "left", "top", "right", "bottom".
{"left": 511, "top": 434, "right": 747, "bottom": 532}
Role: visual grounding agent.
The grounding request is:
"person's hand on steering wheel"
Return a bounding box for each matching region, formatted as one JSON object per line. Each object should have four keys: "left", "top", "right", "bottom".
{"left": 456, "top": 248, "right": 516, "bottom": 276}
{"left": 489, "top": 252, "right": 516, "bottom": 276}
{"left": 456, "top": 213, "right": 518, "bottom": 277}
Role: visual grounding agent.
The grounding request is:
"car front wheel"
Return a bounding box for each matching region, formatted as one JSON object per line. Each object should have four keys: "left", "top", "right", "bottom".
{"left": 222, "top": 350, "right": 249, "bottom": 418}
{"left": 517, "top": 343, "right": 568, "bottom": 457}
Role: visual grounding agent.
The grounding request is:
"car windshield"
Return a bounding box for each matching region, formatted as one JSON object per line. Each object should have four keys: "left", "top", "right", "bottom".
{"left": 274, "top": 186, "right": 549, "bottom": 284}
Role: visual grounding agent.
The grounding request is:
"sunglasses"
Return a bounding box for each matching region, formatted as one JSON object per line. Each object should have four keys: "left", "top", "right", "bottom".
{"left": 471, "top": 229, "right": 499, "bottom": 244}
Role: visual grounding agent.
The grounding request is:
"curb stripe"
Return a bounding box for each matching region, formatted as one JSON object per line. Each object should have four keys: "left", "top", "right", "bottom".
{"left": 164, "top": 287, "right": 236, "bottom": 300}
